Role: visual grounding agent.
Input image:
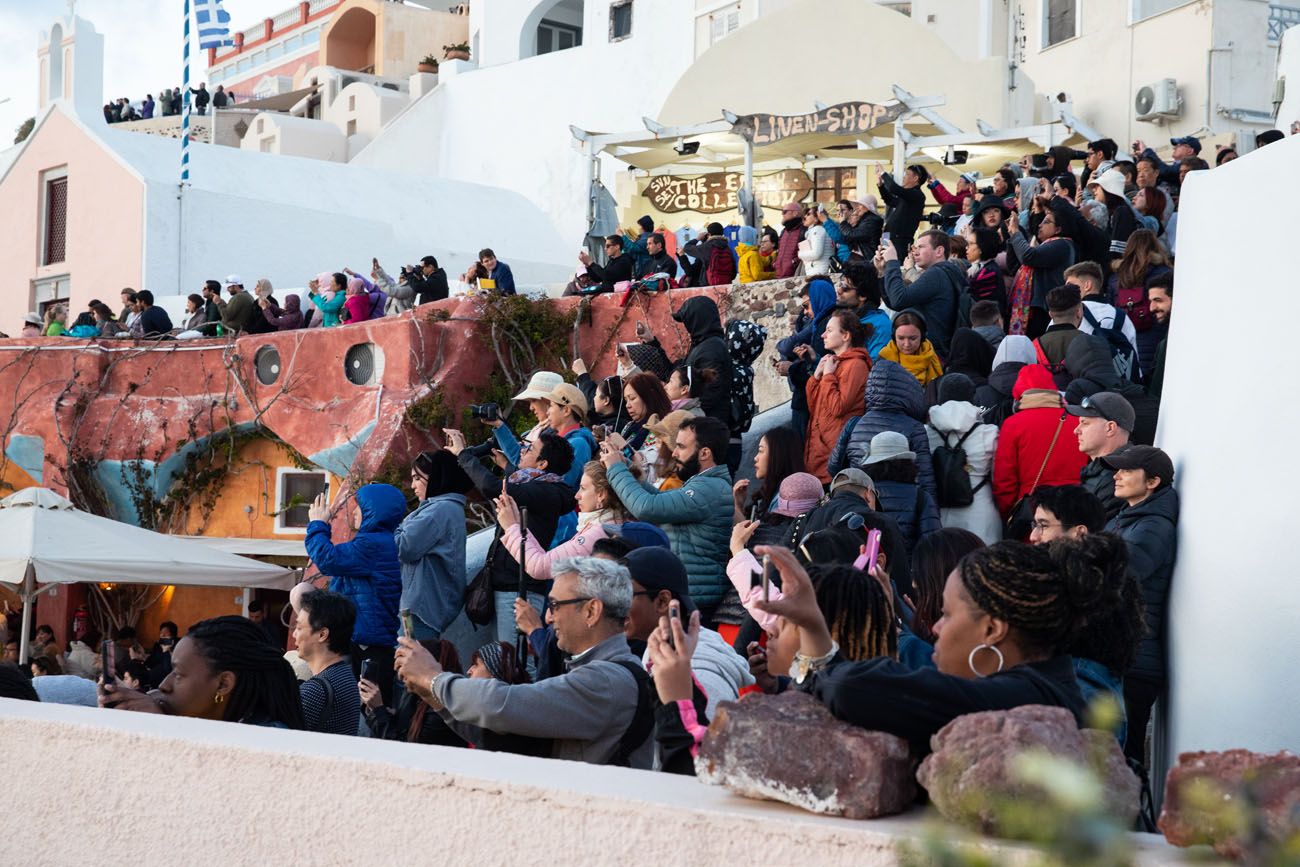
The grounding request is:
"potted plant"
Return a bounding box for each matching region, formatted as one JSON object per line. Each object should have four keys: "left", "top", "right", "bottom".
{"left": 417, "top": 54, "right": 440, "bottom": 74}
{"left": 443, "top": 42, "right": 470, "bottom": 61}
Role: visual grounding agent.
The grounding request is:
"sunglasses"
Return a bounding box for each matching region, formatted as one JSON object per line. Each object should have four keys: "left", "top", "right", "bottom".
{"left": 1081, "top": 395, "right": 1117, "bottom": 425}
{"left": 545, "top": 596, "right": 592, "bottom": 614}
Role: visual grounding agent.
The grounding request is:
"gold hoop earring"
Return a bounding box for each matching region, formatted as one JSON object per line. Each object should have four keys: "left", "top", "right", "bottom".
{"left": 213, "top": 693, "right": 225, "bottom": 705}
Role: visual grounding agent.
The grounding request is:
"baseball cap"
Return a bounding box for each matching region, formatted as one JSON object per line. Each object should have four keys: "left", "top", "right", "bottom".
{"left": 1100, "top": 445, "right": 1174, "bottom": 485}
{"left": 224, "top": 274, "right": 243, "bottom": 286}
{"left": 1170, "top": 135, "right": 1202, "bottom": 154}
{"left": 547, "top": 382, "right": 589, "bottom": 416}
{"left": 1066, "top": 392, "right": 1136, "bottom": 433}
{"left": 23, "top": 313, "right": 43, "bottom": 327}
{"left": 830, "top": 467, "right": 876, "bottom": 495}
{"left": 623, "top": 546, "right": 695, "bottom": 615}
{"left": 512, "top": 371, "right": 563, "bottom": 402}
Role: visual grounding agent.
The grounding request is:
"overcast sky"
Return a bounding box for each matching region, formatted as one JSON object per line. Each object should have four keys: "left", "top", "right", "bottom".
{"left": 0, "top": 0, "right": 289, "bottom": 144}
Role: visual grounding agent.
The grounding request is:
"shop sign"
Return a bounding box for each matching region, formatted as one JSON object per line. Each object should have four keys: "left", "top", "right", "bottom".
{"left": 732, "top": 101, "right": 904, "bottom": 145}
{"left": 643, "top": 169, "right": 813, "bottom": 214}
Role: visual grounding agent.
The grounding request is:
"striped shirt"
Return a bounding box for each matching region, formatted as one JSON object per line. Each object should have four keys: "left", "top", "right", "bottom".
{"left": 300, "top": 660, "right": 360, "bottom": 736}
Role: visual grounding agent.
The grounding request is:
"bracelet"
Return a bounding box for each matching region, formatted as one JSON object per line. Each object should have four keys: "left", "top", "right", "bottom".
{"left": 791, "top": 640, "right": 839, "bottom": 685}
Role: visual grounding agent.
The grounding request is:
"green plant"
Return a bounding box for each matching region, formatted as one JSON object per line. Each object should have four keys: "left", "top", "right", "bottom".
{"left": 443, "top": 41, "right": 471, "bottom": 57}
{"left": 419, "top": 53, "right": 440, "bottom": 67}
{"left": 404, "top": 390, "right": 453, "bottom": 433}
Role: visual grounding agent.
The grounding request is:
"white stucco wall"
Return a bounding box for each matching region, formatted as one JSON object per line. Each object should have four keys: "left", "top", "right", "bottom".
{"left": 1272, "top": 25, "right": 1300, "bottom": 127}
{"left": 1161, "top": 134, "right": 1300, "bottom": 760}
{"left": 240, "top": 112, "right": 349, "bottom": 160}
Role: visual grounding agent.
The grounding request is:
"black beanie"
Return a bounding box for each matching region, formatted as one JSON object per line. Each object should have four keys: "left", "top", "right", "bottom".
{"left": 938, "top": 373, "right": 976, "bottom": 404}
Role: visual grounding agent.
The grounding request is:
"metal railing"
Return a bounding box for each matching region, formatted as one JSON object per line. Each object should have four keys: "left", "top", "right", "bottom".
{"left": 1269, "top": 4, "right": 1300, "bottom": 42}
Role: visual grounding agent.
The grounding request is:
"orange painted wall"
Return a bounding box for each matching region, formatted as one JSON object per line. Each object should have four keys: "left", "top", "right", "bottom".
{"left": 136, "top": 585, "right": 244, "bottom": 643}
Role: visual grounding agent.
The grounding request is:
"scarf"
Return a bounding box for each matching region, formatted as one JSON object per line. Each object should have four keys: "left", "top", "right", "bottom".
{"left": 1009, "top": 266, "right": 1033, "bottom": 335}
{"left": 507, "top": 467, "right": 565, "bottom": 486}
{"left": 577, "top": 509, "right": 616, "bottom": 531}
{"left": 879, "top": 339, "right": 945, "bottom": 387}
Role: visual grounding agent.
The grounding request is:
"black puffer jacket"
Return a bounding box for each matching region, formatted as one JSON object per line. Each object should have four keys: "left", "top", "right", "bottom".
{"left": 672, "top": 296, "right": 734, "bottom": 429}
{"left": 974, "top": 361, "right": 1026, "bottom": 428}
{"left": 839, "top": 211, "right": 884, "bottom": 259}
{"left": 1080, "top": 453, "right": 1126, "bottom": 521}
{"left": 1105, "top": 485, "right": 1179, "bottom": 684}
{"left": 827, "top": 360, "right": 937, "bottom": 500}
{"left": 1062, "top": 334, "right": 1159, "bottom": 446}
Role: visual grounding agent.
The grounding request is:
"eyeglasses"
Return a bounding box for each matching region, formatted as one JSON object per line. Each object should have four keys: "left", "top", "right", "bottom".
{"left": 1031, "top": 520, "right": 1062, "bottom": 532}
{"left": 1081, "top": 395, "right": 1117, "bottom": 425}
{"left": 544, "top": 596, "right": 592, "bottom": 614}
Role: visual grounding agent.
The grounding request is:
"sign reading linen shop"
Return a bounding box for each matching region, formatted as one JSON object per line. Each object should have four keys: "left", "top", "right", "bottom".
{"left": 731, "top": 101, "right": 904, "bottom": 145}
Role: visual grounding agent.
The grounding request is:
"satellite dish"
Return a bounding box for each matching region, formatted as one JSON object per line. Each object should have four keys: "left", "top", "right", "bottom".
{"left": 1135, "top": 86, "right": 1155, "bottom": 117}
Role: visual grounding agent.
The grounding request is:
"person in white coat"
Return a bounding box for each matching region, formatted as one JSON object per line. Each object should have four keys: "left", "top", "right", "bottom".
{"left": 925, "top": 374, "right": 1001, "bottom": 544}
{"left": 797, "top": 206, "right": 833, "bottom": 276}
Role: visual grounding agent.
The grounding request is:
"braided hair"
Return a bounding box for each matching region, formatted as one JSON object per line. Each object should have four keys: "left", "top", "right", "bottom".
{"left": 186, "top": 616, "right": 305, "bottom": 730}
{"left": 809, "top": 564, "right": 897, "bottom": 662}
{"left": 957, "top": 535, "right": 1133, "bottom": 659}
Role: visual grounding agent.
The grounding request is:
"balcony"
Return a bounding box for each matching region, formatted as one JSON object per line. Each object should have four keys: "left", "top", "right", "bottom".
{"left": 1269, "top": 4, "right": 1300, "bottom": 42}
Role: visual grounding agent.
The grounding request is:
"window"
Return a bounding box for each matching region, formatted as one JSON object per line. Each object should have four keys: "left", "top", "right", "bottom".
{"left": 303, "top": 27, "right": 320, "bottom": 45}
{"left": 250, "top": 50, "right": 265, "bottom": 67}
{"left": 43, "top": 175, "right": 68, "bottom": 266}
{"left": 813, "top": 167, "right": 857, "bottom": 206}
{"left": 610, "top": 1, "right": 633, "bottom": 41}
{"left": 283, "top": 34, "right": 302, "bottom": 52}
{"left": 346, "top": 118, "right": 357, "bottom": 136}
{"left": 1131, "top": 0, "right": 1193, "bottom": 21}
{"left": 1043, "top": 0, "right": 1078, "bottom": 47}
{"left": 266, "top": 43, "right": 283, "bottom": 60}
{"left": 538, "top": 19, "right": 582, "bottom": 55}
{"left": 709, "top": 5, "right": 741, "bottom": 46}
{"left": 275, "top": 469, "right": 327, "bottom": 532}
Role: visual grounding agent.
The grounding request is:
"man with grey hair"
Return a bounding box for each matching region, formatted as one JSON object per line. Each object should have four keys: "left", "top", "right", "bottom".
{"left": 395, "top": 557, "right": 653, "bottom": 767}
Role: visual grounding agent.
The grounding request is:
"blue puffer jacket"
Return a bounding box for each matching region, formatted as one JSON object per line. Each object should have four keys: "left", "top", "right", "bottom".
{"left": 305, "top": 484, "right": 406, "bottom": 648}
{"left": 870, "top": 479, "right": 941, "bottom": 557}
{"left": 827, "top": 360, "right": 938, "bottom": 500}
{"left": 606, "top": 462, "right": 733, "bottom": 609}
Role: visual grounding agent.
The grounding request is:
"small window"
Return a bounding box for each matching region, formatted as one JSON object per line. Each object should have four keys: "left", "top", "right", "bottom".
{"left": 267, "top": 43, "right": 283, "bottom": 60}
{"left": 275, "top": 469, "right": 327, "bottom": 532}
{"left": 610, "top": 1, "right": 633, "bottom": 41}
{"left": 709, "top": 5, "right": 741, "bottom": 46}
{"left": 347, "top": 94, "right": 356, "bottom": 111}
{"left": 537, "top": 19, "right": 582, "bottom": 55}
{"left": 43, "top": 176, "right": 68, "bottom": 266}
{"left": 303, "top": 27, "right": 320, "bottom": 45}
{"left": 284, "top": 34, "right": 301, "bottom": 52}
{"left": 346, "top": 118, "right": 357, "bottom": 136}
{"left": 1043, "top": 0, "right": 1078, "bottom": 47}
{"left": 813, "top": 167, "right": 857, "bottom": 206}
{"left": 250, "top": 50, "right": 265, "bottom": 66}
{"left": 1131, "top": 0, "right": 1193, "bottom": 21}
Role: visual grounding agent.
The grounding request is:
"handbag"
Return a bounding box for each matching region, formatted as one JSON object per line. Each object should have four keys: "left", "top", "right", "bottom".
{"left": 463, "top": 524, "right": 501, "bottom": 626}
{"left": 1004, "top": 412, "right": 1066, "bottom": 540}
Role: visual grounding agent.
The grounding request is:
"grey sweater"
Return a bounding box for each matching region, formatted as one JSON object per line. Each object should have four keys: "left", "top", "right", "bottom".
{"left": 435, "top": 632, "right": 652, "bottom": 768}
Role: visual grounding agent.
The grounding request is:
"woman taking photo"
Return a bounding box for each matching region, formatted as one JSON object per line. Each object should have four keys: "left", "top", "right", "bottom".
{"left": 1107, "top": 229, "right": 1172, "bottom": 376}
{"left": 498, "top": 461, "right": 628, "bottom": 579}
{"left": 879, "top": 311, "right": 943, "bottom": 389}
{"left": 731, "top": 425, "right": 804, "bottom": 523}
{"left": 965, "top": 228, "right": 1007, "bottom": 320}
{"left": 394, "top": 450, "right": 474, "bottom": 640}
{"left": 99, "top": 616, "right": 304, "bottom": 729}
{"left": 797, "top": 205, "right": 833, "bottom": 276}
{"left": 619, "top": 372, "right": 673, "bottom": 451}
{"left": 805, "top": 310, "right": 872, "bottom": 482}
{"left": 753, "top": 533, "right": 1137, "bottom": 754}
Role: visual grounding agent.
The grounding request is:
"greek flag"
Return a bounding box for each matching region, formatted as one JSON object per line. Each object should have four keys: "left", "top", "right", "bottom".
{"left": 194, "top": 0, "right": 234, "bottom": 49}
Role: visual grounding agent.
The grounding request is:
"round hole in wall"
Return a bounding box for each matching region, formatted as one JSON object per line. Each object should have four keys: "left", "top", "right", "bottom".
{"left": 344, "top": 342, "right": 377, "bottom": 386}
{"left": 254, "top": 345, "right": 281, "bottom": 386}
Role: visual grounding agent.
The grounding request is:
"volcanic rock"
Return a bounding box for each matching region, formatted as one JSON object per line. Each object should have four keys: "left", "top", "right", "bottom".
{"left": 916, "top": 704, "right": 1139, "bottom": 833}
{"left": 1158, "top": 749, "right": 1300, "bottom": 861}
{"left": 696, "top": 691, "right": 916, "bottom": 819}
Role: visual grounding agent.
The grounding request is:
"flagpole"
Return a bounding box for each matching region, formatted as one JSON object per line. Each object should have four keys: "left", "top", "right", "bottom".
{"left": 182, "top": 0, "right": 191, "bottom": 184}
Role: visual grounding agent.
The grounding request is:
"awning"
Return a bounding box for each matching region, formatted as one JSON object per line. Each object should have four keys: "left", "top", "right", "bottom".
{"left": 177, "top": 536, "right": 309, "bottom": 560}
{"left": 230, "top": 85, "right": 319, "bottom": 114}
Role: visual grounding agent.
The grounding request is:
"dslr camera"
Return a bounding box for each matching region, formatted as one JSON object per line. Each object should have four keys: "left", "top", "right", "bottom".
{"left": 469, "top": 402, "right": 501, "bottom": 423}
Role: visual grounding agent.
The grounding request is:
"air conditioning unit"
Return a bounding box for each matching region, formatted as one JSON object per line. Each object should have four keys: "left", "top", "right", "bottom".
{"left": 1135, "top": 78, "right": 1182, "bottom": 122}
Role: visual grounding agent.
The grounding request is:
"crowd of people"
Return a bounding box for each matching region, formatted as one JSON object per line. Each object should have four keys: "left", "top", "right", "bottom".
{"left": 101, "top": 83, "right": 237, "bottom": 123}
{"left": 1, "top": 131, "right": 1233, "bottom": 818}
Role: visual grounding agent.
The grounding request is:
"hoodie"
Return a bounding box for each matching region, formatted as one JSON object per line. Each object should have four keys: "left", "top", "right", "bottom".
{"left": 991, "top": 365, "right": 1086, "bottom": 516}
{"left": 1062, "top": 334, "right": 1159, "bottom": 446}
{"left": 926, "top": 400, "right": 1001, "bottom": 544}
{"left": 643, "top": 627, "right": 754, "bottom": 721}
{"left": 736, "top": 243, "right": 774, "bottom": 284}
{"left": 672, "top": 296, "right": 733, "bottom": 429}
{"left": 263, "top": 294, "right": 304, "bottom": 330}
{"left": 304, "top": 484, "right": 407, "bottom": 647}
{"left": 881, "top": 259, "right": 967, "bottom": 357}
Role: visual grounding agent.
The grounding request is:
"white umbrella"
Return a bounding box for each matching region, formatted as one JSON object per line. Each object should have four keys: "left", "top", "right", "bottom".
{"left": 0, "top": 487, "right": 299, "bottom": 664}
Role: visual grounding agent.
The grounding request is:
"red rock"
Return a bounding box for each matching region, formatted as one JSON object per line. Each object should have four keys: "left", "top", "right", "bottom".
{"left": 1158, "top": 749, "right": 1300, "bottom": 861}
{"left": 696, "top": 691, "right": 916, "bottom": 819}
{"left": 916, "top": 704, "right": 1139, "bottom": 834}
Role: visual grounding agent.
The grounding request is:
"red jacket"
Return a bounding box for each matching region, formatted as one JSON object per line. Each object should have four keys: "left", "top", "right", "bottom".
{"left": 929, "top": 180, "right": 973, "bottom": 209}
{"left": 991, "top": 365, "right": 1086, "bottom": 516}
{"left": 775, "top": 223, "right": 803, "bottom": 279}
{"left": 804, "top": 348, "right": 872, "bottom": 482}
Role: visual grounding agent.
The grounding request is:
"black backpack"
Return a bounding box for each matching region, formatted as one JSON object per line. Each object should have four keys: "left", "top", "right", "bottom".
{"left": 932, "top": 422, "right": 988, "bottom": 508}
{"left": 1081, "top": 304, "right": 1140, "bottom": 383}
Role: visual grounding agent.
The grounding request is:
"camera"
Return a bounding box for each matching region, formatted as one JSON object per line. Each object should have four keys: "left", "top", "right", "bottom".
{"left": 978, "top": 186, "right": 994, "bottom": 196}
{"left": 469, "top": 402, "right": 501, "bottom": 423}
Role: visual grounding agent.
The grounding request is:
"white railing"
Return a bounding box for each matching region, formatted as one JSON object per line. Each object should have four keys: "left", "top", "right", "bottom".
{"left": 307, "top": 0, "right": 337, "bottom": 14}
{"left": 272, "top": 8, "right": 301, "bottom": 31}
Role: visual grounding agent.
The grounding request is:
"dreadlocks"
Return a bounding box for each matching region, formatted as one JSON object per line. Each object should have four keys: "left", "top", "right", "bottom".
{"left": 186, "top": 616, "right": 305, "bottom": 730}
{"left": 809, "top": 563, "right": 898, "bottom": 662}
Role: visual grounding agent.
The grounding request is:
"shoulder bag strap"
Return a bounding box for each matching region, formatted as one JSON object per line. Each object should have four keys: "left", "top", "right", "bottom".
{"left": 1029, "top": 413, "right": 1068, "bottom": 494}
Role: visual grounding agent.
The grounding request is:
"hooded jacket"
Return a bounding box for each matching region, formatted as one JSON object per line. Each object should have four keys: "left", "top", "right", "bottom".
{"left": 263, "top": 294, "right": 304, "bottom": 331}
{"left": 827, "top": 359, "right": 938, "bottom": 501}
{"left": 945, "top": 327, "right": 996, "bottom": 387}
{"left": 641, "top": 626, "right": 754, "bottom": 721}
{"left": 881, "top": 259, "right": 967, "bottom": 357}
{"left": 1080, "top": 452, "right": 1127, "bottom": 521}
{"left": 395, "top": 455, "right": 471, "bottom": 638}
{"left": 804, "top": 346, "right": 871, "bottom": 482}
{"left": 839, "top": 211, "right": 883, "bottom": 259}
{"left": 878, "top": 172, "right": 926, "bottom": 254}
{"left": 305, "top": 484, "right": 406, "bottom": 647}
{"left": 991, "top": 365, "right": 1087, "bottom": 516}
{"left": 858, "top": 306, "right": 893, "bottom": 361}
{"left": 926, "top": 400, "right": 1001, "bottom": 544}
{"left": 1061, "top": 334, "right": 1159, "bottom": 446}
{"left": 736, "top": 243, "right": 775, "bottom": 283}
{"left": 974, "top": 335, "right": 1036, "bottom": 427}
{"left": 606, "top": 462, "right": 734, "bottom": 610}
{"left": 673, "top": 296, "right": 734, "bottom": 431}
{"left": 1106, "top": 485, "right": 1179, "bottom": 683}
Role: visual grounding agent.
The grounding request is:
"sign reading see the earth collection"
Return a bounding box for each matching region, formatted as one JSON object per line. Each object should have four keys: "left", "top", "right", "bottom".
{"left": 644, "top": 169, "right": 813, "bottom": 214}
{"left": 731, "top": 101, "right": 904, "bottom": 145}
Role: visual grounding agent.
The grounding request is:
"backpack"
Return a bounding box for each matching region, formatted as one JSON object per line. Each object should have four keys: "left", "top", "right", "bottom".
{"left": 706, "top": 242, "right": 738, "bottom": 286}
{"left": 1081, "top": 305, "right": 1140, "bottom": 383}
{"left": 1032, "top": 339, "right": 1072, "bottom": 390}
{"left": 725, "top": 319, "right": 767, "bottom": 435}
{"left": 607, "top": 659, "right": 655, "bottom": 768}
{"left": 1115, "top": 284, "right": 1154, "bottom": 333}
{"left": 931, "top": 422, "right": 988, "bottom": 508}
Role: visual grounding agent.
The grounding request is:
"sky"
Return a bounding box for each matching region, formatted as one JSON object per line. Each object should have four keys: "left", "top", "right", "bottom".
{"left": 0, "top": 0, "right": 290, "bottom": 145}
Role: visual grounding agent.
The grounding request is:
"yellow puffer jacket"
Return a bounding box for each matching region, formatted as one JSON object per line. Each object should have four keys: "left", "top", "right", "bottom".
{"left": 737, "top": 244, "right": 775, "bottom": 284}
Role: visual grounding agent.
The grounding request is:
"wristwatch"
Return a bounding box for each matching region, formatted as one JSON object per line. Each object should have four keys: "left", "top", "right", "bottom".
{"left": 791, "top": 640, "right": 839, "bottom": 685}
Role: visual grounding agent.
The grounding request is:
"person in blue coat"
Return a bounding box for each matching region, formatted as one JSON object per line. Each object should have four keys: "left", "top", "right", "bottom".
{"left": 305, "top": 483, "right": 406, "bottom": 703}
{"left": 395, "top": 451, "right": 472, "bottom": 641}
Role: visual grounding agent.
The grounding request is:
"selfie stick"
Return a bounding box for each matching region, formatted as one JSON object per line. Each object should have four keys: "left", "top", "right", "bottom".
{"left": 516, "top": 507, "right": 529, "bottom": 662}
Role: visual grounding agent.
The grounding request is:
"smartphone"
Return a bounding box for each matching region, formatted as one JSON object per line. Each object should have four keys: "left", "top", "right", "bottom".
{"left": 619, "top": 342, "right": 637, "bottom": 355}
{"left": 1031, "top": 152, "right": 1050, "bottom": 169}
{"left": 881, "top": 231, "right": 892, "bottom": 247}
{"left": 760, "top": 554, "right": 772, "bottom": 603}
{"left": 748, "top": 504, "right": 758, "bottom": 523}
{"left": 101, "top": 639, "right": 115, "bottom": 686}
{"left": 667, "top": 601, "right": 680, "bottom": 649}
{"left": 399, "top": 609, "right": 415, "bottom": 640}
{"left": 322, "top": 479, "right": 330, "bottom": 500}
{"left": 854, "top": 528, "right": 883, "bottom": 572}
{"left": 360, "top": 658, "right": 379, "bottom": 684}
